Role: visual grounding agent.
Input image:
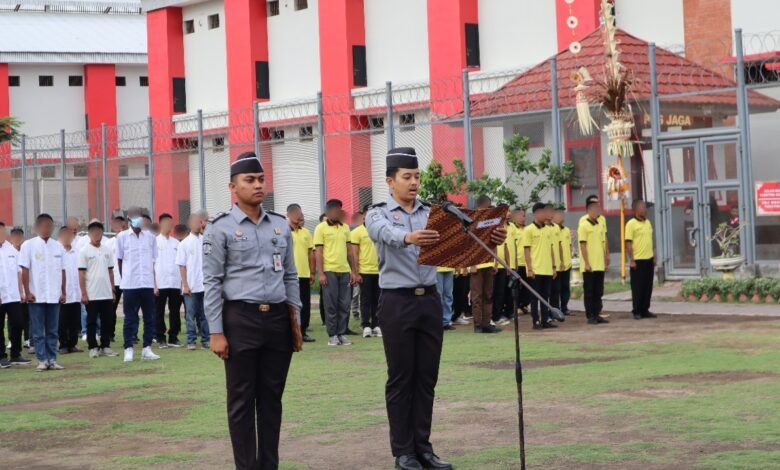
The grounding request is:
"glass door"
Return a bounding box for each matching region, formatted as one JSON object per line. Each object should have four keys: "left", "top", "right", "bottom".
{"left": 665, "top": 191, "right": 702, "bottom": 277}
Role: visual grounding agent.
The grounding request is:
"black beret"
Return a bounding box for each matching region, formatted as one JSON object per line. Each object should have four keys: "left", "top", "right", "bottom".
{"left": 386, "top": 147, "right": 418, "bottom": 169}
{"left": 532, "top": 202, "right": 547, "bottom": 213}
{"left": 231, "top": 152, "right": 264, "bottom": 177}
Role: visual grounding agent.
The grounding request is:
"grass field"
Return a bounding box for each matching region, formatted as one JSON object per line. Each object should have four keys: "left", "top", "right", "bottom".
{"left": 2, "top": 310, "right": 780, "bottom": 469}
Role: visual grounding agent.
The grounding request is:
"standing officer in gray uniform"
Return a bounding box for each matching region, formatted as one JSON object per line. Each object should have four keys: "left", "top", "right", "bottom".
{"left": 367, "top": 147, "right": 506, "bottom": 470}
{"left": 203, "top": 152, "right": 301, "bottom": 470}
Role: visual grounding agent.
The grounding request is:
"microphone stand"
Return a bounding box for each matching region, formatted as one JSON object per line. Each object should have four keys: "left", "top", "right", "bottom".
{"left": 459, "top": 222, "right": 565, "bottom": 470}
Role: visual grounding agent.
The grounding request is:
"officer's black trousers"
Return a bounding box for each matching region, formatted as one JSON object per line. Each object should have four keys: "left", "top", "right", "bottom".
{"left": 223, "top": 301, "right": 293, "bottom": 470}
{"left": 630, "top": 259, "right": 654, "bottom": 315}
{"left": 378, "top": 288, "right": 443, "bottom": 457}
{"left": 583, "top": 271, "right": 605, "bottom": 320}
{"left": 299, "top": 278, "right": 311, "bottom": 334}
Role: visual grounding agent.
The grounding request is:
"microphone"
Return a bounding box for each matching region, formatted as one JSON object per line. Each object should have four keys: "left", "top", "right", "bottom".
{"left": 441, "top": 202, "right": 474, "bottom": 227}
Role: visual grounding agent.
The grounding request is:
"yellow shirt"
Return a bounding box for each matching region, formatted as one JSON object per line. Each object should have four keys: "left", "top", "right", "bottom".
{"left": 522, "top": 222, "right": 554, "bottom": 276}
{"left": 625, "top": 217, "right": 654, "bottom": 261}
{"left": 506, "top": 223, "right": 519, "bottom": 269}
{"left": 547, "top": 224, "right": 561, "bottom": 270}
{"left": 579, "top": 214, "right": 607, "bottom": 237}
{"left": 437, "top": 267, "right": 455, "bottom": 273}
{"left": 290, "top": 226, "right": 314, "bottom": 279}
{"left": 559, "top": 225, "right": 573, "bottom": 270}
{"left": 313, "top": 221, "right": 351, "bottom": 273}
{"left": 514, "top": 225, "right": 526, "bottom": 267}
{"left": 578, "top": 216, "right": 606, "bottom": 272}
{"left": 349, "top": 225, "right": 379, "bottom": 274}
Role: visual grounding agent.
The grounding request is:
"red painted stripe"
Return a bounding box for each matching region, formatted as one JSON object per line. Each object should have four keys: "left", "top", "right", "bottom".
{"left": 0, "top": 63, "right": 11, "bottom": 223}
{"left": 84, "top": 64, "right": 119, "bottom": 220}
{"left": 555, "top": 0, "right": 600, "bottom": 52}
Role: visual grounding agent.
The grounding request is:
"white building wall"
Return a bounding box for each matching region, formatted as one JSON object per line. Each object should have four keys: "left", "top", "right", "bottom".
{"left": 731, "top": 0, "right": 780, "bottom": 54}
{"left": 8, "top": 64, "right": 86, "bottom": 136}
{"left": 478, "top": 0, "right": 558, "bottom": 71}
{"left": 267, "top": 0, "right": 321, "bottom": 101}
{"left": 614, "top": 0, "right": 685, "bottom": 48}
{"left": 182, "top": 0, "right": 228, "bottom": 113}
{"left": 116, "top": 65, "right": 150, "bottom": 125}
{"left": 364, "top": 0, "right": 429, "bottom": 87}
{"left": 270, "top": 125, "right": 321, "bottom": 224}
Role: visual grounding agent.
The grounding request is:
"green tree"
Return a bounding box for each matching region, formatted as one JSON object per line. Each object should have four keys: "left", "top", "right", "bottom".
{"left": 0, "top": 116, "right": 21, "bottom": 144}
{"left": 419, "top": 159, "right": 467, "bottom": 204}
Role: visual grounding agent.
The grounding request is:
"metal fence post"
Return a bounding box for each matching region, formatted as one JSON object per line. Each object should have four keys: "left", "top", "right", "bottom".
{"left": 734, "top": 28, "right": 756, "bottom": 268}
{"left": 101, "top": 123, "right": 109, "bottom": 227}
{"left": 60, "top": 129, "right": 67, "bottom": 222}
{"left": 20, "top": 135, "right": 28, "bottom": 232}
{"left": 550, "top": 58, "right": 563, "bottom": 204}
{"left": 317, "top": 92, "right": 327, "bottom": 213}
{"left": 197, "top": 109, "right": 206, "bottom": 211}
{"left": 32, "top": 151, "right": 40, "bottom": 219}
{"left": 253, "top": 101, "right": 260, "bottom": 159}
{"left": 147, "top": 117, "right": 155, "bottom": 218}
{"left": 462, "top": 69, "right": 474, "bottom": 207}
{"left": 648, "top": 43, "right": 665, "bottom": 281}
{"left": 386, "top": 81, "right": 395, "bottom": 151}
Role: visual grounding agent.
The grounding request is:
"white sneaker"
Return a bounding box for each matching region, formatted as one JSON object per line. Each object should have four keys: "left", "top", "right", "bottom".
{"left": 338, "top": 335, "right": 352, "bottom": 346}
{"left": 328, "top": 336, "right": 340, "bottom": 346}
{"left": 454, "top": 317, "right": 470, "bottom": 325}
{"left": 362, "top": 327, "right": 373, "bottom": 338}
{"left": 35, "top": 362, "right": 48, "bottom": 372}
{"left": 373, "top": 327, "right": 383, "bottom": 338}
{"left": 89, "top": 348, "right": 100, "bottom": 359}
{"left": 49, "top": 362, "right": 65, "bottom": 370}
{"left": 141, "top": 346, "right": 160, "bottom": 361}
{"left": 100, "top": 348, "right": 118, "bottom": 357}
{"left": 123, "top": 348, "right": 134, "bottom": 362}
{"left": 82, "top": 334, "right": 87, "bottom": 342}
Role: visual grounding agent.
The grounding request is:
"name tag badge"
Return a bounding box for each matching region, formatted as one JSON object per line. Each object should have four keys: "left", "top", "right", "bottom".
{"left": 273, "top": 253, "right": 283, "bottom": 272}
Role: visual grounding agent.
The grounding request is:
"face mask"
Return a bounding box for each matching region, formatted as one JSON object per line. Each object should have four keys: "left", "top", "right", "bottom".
{"left": 130, "top": 217, "right": 143, "bottom": 229}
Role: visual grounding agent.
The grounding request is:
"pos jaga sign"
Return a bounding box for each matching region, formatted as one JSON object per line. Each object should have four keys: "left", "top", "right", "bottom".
{"left": 756, "top": 182, "right": 780, "bottom": 216}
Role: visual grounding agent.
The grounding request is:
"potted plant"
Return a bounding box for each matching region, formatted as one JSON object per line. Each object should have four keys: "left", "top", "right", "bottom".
{"left": 709, "top": 223, "right": 744, "bottom": 278}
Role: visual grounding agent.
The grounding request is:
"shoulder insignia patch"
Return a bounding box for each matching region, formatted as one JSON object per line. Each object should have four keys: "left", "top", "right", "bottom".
{"left": 370, "top": 202, "right": 387, "bottom": 209}
{"left": 419, "top": 200, "right": 431, "bottom": 207}
{"left": 267, "top": 210, "right": 286, "bottom": 219}
{"left": 208, "top": 211, "right": 229, "bottom": 224}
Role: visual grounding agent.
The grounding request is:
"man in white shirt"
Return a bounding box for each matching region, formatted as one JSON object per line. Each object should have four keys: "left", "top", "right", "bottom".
{"left": 57, "top": 227, "right": 83, "bottom": 354}
{"left": 78, "top": 221, "right": 118, "bottom": 358}
{"left": 9, "top": 227, "right": 30, "bottom": 351}
{"left": 109, "top": 215, "right": 126, "bottom": 318}
{"left": 0, "top": 222, "right": 32, "bottom": 367}
{"left": 19, "top": 214, "right": 66, "bottom": 371}
{"left": 176, "top": 214, "right": 209, "bottom": 350}
{"left": 117, "top": 211, "right": 160, "bottom": 362}
{"left": 154, "top": 213, "right": 183, "bottom": 348}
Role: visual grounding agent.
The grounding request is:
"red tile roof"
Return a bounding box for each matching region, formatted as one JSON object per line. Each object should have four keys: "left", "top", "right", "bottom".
{"left": 468, "top": 28, "right": 779, "bottom": 118}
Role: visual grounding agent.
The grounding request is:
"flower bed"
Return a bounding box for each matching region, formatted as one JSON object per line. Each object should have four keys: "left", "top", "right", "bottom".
{"left": 680, "top": 278, "right": 780, "bottom": 303}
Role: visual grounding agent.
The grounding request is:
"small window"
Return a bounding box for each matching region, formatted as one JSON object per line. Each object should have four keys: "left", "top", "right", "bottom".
{"left": 208, "top": 14, "right": 220, "bottom": 29}
{"left": 9, "top": 76, "right": 20, "bottom": 87}
{"left": 213, "top": 137, "right": 225, "bottom": 151}
{"left": 39, "top": 75, "right": 54, "bottom": 87}
{"left": 187, "top": 138, "right": 199, "bottom": 150}
{"left": 465, "top": 23, "right": 480, "bottom": 68}
{"left": 268, "top": 0, "right": 280, "bottom": 16}
{"left": 139, "top": 76, "right": 149, "bottom": 87}
{"left": 69, "top": 76, "right": 83, "bottom": 87}
{"left": 144, "top": 164, "right": 149, "bottom": 177}
{"left": 116, "top": 76, "right": 126, "bottom": 87}
{"left": 369, "top": 117, "right": 384, "bottom": 135}
{"left": 399, "top": 113, "right": 415, "bottom": 131}
{"left": 299, "top": 126, "right": 313, "bottom": 142}
{"left": 512, "top": 122, "right": 545, "bottom": 147}
{"left": 271, "top": 129, "right": 285, "bottom": 144}
{"left": 118, "top": 165, "right": 129, "bottom": 177}
{"left": 295, "top": 0, "right": 308, "bottom": 10}
{"left": 73, "top": 164, "right": 88, "bottom": 177}
{"left": 41, "top": 166, "right": 56, "bottom": 178}
{"left": 184, "top": 19, "right": 195, "bottom": 34}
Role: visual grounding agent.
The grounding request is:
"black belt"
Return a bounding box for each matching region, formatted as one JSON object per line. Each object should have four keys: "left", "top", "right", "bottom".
{"left": 382, "top": 285, "right": 437, "bottom": 296}
{"left": 227, "top": 300, "right": 285, "bottom": 313}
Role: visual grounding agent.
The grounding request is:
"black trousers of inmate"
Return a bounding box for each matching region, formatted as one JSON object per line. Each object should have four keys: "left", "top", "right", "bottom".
{"left": 0, "top": 302, "right": 24, "bottom": 359}
{"left": 299, "top": 278, "right": 311, "bottom": 334}
{"left": 378, "top": 287, "right": 443, "bottom": 457}
{"left": 58, "top": 303, "right": 81, "bottom": 349}
{"left": 223, "top": 301, "right": 293, "bottom": 470}
{"left": 583, "top": 271, "right": 605, "bottom": 320}
{"left": 360, "top": 274, "right": 380, "bottom": 329}
{"left": 630, "top": 259, "right": 654, "bottom": 315}
{"left": 155, "top": 288, "right": 182, "bottom": 343}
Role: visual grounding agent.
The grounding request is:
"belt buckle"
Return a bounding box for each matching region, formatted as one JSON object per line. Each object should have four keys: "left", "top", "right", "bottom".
{"left": 258, "top": 304, "right": 271, "bottom": 313}
{"left": 414, "top": 288, "right": 425, "bottom": 296}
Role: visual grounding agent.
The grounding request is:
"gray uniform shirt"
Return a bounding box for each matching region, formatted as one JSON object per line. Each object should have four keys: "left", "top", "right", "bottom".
{"left": 203, "top": 204, "right": 301, "bottom": 334}
{"left": 366, "top": 195, "right": 436, "bottom": 289}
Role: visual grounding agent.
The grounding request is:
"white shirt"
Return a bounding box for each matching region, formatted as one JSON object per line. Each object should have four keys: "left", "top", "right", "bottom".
{"left": 116, "top": 229, "right": 157, "bottom": 290}
{"left": 18, "top": 236, "right": 65, "bottom": 304}
{"left": 74, "top": 233, "right": 87, "bottom": 250}
{"left": 175, "top": 233, "right": 204, "bottom": 293}
{"left": 0, "top": 242, "right": 22, "bottom": 304}
{"left": 154, "top": 234, "right": 181, "bottom": 290}
{"left": 61, "top": 244, "right": 82, "bottom": 304}
{"left": 78, "top": 242, "right": 114, "bottom": 301}
{"left": 105, "top": 236, "right": 121, "bottom": 287}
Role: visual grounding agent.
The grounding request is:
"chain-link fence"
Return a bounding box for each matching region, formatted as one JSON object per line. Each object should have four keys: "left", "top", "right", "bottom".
{"left": 2, "top": 30, "right": 779, "bottom": 273}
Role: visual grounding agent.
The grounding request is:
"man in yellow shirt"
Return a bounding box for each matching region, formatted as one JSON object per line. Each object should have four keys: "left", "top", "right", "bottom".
{"left": 524, "top": 202, "right": 558, "bottom": 330}
{"left": 288, "top": 204, "right": 316, "bottom": 343}
{"left": 626, "top": 199, "right": 657, "bottom": 321}
{"left": 552, "top": 205, "right": 573, "bottom": 316}
{"left": 350, "top": 206, "right": 382, "bottom": 338}
{"left": 578, "top": 199, "right": 609, "bottom": 325}
{"left": 314, "top": 199, "right": 357, "bottom": 346}
{"left": 511, "top": 208, "right": 530, "bottom": 314}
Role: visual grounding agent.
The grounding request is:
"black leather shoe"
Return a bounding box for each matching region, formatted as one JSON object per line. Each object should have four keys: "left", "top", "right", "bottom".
{"left": 443, "top": 324, "right": 456, "bottom": 331}
{"left": 642, "top": 312, "right": 658, "bottom": 318}
{"left": 587, "top": 318, "right": 599, "bottom": 325}
{"left": 302, "top": 335, "right": 316, "bottom": 343}
{"left": 542, "top": 321, "right": 558, "bottom": 329}
{"left": 633, "top": 312, "right": 642, "bottom": 320}
{"left": 596, "top": 317, "right": 610, "bottom": 324}
{"left": 481, "top": 324, "right": 502, "bottom": 333}
{"left": 473, "top": 326, "right": 483, "bottom": 333}
{"left": 396, "top": 454, "right": 424, "bottom": 470}
{"left": 418, "top": 453, "right": 453, "bottom": 470}
{"left": 532, "top": 321, "right": 543, "bottom": 330}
